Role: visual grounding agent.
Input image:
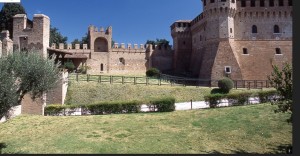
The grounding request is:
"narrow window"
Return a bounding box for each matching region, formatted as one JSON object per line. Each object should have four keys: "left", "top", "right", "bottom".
{"left": 183, "top": 23, "right": 186, "bottom": 27}
{"left": 210, "top": 0, "right": 215, "bottom": 3}
{"left": 241, "top": 0, "right": 246, "bottom": 7}
{"left": 260, "top": 0, "right": 265, "bottom": 7}
{"left": 221, "top": 0, "right": 226, "bottom": 2}
{"left": 252, "top": 25, "right": 258, "bottom": 33}
{"left": 231, "top": 0, "right": 235, "bottom": 3}
{"left": 288, "top": 0, "right": 292, "bottom": 6}
{"left": 269, "top": 0, "right": 274, "bottom": 7}
{"left": 275, "top": 48, "right": 282, "bottom": 55}
{"left": 204, "top": 0, "right": 206, "bottom": 6}
{"left": 119, "top": 58, "right": 125, "bottom": 65}
{"left": 225, "top": 66, "right": 231, "bottom": 74}
{"left": 251, "top": 0, "right": 256, "bottom": 7}
{"left": 274, "top": 25, "right": 280, "bottom": 33}
{"left": 243, "top": 48, "right": 248, "bottom": 54}
{"left": 230, "top": 28, "right": 232, "bottom": 33}
{"left": 279, "top": 0, "right": 284, "bottom": 6}
{"left": 178, "top": 23, "right": 181, "bottom": 27}
{"left": 100, "top": 64, "right": 104, "bottom": 71}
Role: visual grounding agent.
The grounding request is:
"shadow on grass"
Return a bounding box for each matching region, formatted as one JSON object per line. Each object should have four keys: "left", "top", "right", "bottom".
{"left": 0, "top": 142, "right": 26, "bottom": 154}
{"left": 0, "top": 142, "right": 7, "bottom": 154}
{"left": 205, "top": 144, "right": 292, "bottom": 154}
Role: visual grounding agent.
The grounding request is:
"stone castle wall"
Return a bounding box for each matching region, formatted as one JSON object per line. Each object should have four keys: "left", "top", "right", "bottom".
{"left": 21, "top": 94, "right": 46, "bottom": 115}
{"left": 172, "top": 0, "right": 292, "bottom": 81}
{"left": 46, "top": 72, "right": 69, "bottom": 105}
{"left": 13, "top": 14, "right": 50, "bottom": 57}
{"left": 229, "top": 40, "right": 292, "bottom": 80}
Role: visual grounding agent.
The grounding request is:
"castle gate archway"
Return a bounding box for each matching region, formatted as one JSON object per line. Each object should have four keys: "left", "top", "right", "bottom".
{"left": 94, "top": 37, "right": 108, "bottom": 52}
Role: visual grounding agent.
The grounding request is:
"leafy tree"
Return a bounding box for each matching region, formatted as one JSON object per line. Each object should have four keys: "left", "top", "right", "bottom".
{"left": 145, "top": 40, "right": 156, "bottom": 48}
{"left": 268, "top": 62, "right": 293, "bottom": 122}
{"left": 50, "top": 26, "right": 68, "bottom": 47}
{"left": 71, "top": 38, "right": 80, "bottom": 49}
{"left": 155, "top": 39, "right": 170, "bottom": 48}
{"left": 64, "top": 60, "right": 75, "bottom": 72}
{"left": 0, "top": 51, "right": 60, "bottom": 120}
{"left": 111, "top": 39, "right": 115, "bottom": 48}
{"left": 146, "top": 68, "right": 160, "bottom": 77}
{"left": 0, "top": 3, "right": 27, "bottom": 38}
{"left": 145, "top": 39, "right": 171, "bottom": 49}
{"left": 80, "top": 33, "right": 90, "bottom": 49}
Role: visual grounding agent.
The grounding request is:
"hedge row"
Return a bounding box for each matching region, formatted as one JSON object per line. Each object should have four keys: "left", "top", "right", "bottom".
{"left": 45, "top": 97, "right": 176, "bottom": 116}
{"left": 147, "top": 97, "right": 176, "bottom": 112}
{"left": 204, "top": 90, "right": 279, "bottom": 108}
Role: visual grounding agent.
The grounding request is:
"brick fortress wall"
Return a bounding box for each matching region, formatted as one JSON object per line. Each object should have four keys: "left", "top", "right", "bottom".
{"left": 171, "top": 0, "right": 292, "bottom": 80}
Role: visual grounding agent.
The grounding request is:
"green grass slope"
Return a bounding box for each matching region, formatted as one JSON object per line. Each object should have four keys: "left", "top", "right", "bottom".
{"left": 0, "top": 104, "right": 292, "bottom": 154}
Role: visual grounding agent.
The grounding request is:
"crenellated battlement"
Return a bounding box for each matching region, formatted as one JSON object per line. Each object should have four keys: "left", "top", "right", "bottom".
{"left": 88, "top": 25, "right": 112, "bottom": 35}
{"left": 13, "top": 14, "right": 50, "bottom": 57}
{"left": 50, "top": 43, "right": 90, "bottom": 50}
{"left": 112, "top": 43, "right": 145, "bottom": 50}
{"left": 235, "top": 9, "right": 292, "bottom": 19}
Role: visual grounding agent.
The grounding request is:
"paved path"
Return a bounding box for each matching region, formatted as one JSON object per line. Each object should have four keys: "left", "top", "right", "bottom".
{"left": 1, "top": 97, "right": 261, "bottom": 119}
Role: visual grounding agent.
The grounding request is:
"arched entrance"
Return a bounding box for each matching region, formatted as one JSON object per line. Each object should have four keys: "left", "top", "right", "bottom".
{"left": 94, "top": 37, "right": 108, "bottom": 52}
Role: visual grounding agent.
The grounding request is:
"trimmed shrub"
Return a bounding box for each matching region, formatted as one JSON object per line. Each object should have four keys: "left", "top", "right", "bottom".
{"left": 204, "top": 94, "right": 225, "bottom": 108}
{"left": 146, "top": 68, "right": 160, "bottom": 77}
{"left": 44, "top": 104, "right": 65, "bottom": 116}
{"left": 218, "top": 77, "right": 234, "bottom": 93}
{"left": 210, "top": 88, "right": 224, "bottom": 94}
{"left": 257, "top": 90, "right": 279, "bottom": 103}
{"left": 148, "top": 97, "right": 176, "bottom": 112}
{"left": 86, "top": 101, "right": 142, "bottom": 115}
{"left": 64, "top": 61, "right": 75, "bottom": 72}
{"left": 45, "top": 97, "right": 176, "bottom": 116}
{"left": 226, "top": 92, "right": 252, "bottom": 106}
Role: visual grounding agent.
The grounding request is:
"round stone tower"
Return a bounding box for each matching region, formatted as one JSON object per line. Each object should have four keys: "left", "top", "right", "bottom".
{"left": 201, "top": 0, "right": 236, "bottom": 40}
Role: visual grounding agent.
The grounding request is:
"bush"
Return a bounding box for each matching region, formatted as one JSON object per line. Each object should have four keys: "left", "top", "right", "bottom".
{"left": 210, "top": 88, "right": 224, "bottom": 94}
{"left": 148, "top": 97, "right": 176, "bottom": 112}
{"left": 226, "top": 92, "right": 252, "bottom": 106}
{"left": 64, "top": 61, "right": 75, "bottom": 72}
{"left": 204, "top": 94, "right": 225, "bottom": 108}
{"left": 44, "top": 104, "right": 65, "bottom": 116}
{"left": 77, "top": 65, "right": 91, "bottom": 74}
{"left": 218, "top": 77, "right": 234, "bottom": 93}
{"left": 86, "top": 101, "right": 142, "bottom": 115}
{"left": 146, "top": 68, "right": 160, "bottom": 77}
{"left": 257, "top": 90, "right": 279, "bottom": 103}
{"left": 45, "top": 97, "right": 176, "bottom": 116}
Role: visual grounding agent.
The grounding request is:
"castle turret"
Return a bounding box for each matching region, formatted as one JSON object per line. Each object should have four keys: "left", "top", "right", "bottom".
{"left": 171, "top": 20, "right": 192, "bottom": 73}
{"left": 13, "top": 14, "right": 50, "bottom": 57}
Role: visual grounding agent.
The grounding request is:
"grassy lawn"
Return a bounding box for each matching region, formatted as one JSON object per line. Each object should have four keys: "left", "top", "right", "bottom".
{"left": 65, "top": 80, "right": 274, "bottom": 105}
{"left": 0, "top": 103, "right": 292, "bottom": 154}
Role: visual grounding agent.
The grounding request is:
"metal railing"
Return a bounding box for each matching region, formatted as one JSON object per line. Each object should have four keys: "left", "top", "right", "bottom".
{"left": 68, "top": 73, "right": 272, "bottom": 89}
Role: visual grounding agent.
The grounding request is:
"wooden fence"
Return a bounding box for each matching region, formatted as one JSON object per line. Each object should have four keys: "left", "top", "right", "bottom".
{"left": 69, "top": 73, "right": 272, "bottom": 89}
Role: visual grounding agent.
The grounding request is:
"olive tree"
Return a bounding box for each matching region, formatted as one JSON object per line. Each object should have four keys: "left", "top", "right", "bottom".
{"left": 0, "top": 51, "right": 60, "bottom": 119}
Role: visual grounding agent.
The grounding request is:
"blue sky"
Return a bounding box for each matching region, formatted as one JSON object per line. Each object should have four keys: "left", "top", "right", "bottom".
{"left": 1, "top": 0, "right": 203, "bottom": 45}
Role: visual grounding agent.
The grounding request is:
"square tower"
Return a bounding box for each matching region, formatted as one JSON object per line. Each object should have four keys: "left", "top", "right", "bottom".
{"left": 13, "top": 14, "right": 50, "bottom": 57}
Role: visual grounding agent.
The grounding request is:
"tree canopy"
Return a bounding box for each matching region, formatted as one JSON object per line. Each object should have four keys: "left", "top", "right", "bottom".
{"left": 145, "top": 39, "right": 171, "bottom": 49}
{"left": 0, "top": 51, "right": 60, "bottom": 120}
{"left": 268, "top": 62, "right": 293, "bottom": 122}
{"left": 50, "top": 26, "right": 68, "bottom": 47}
{"left": 0, "top": 3, "right": 27, "bottom": 38}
